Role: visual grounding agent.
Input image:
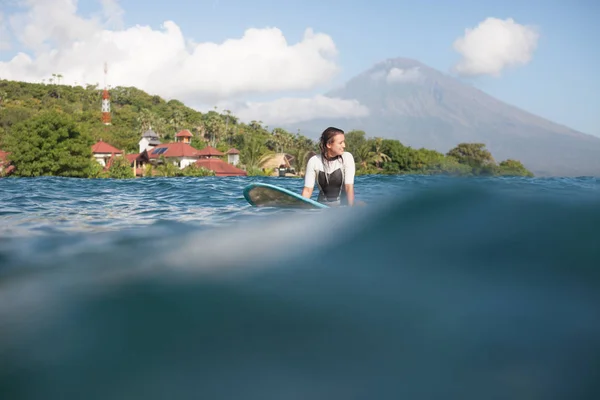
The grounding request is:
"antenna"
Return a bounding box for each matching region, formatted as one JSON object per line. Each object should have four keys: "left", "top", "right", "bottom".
{"left": 101, "top": 62, "right": 111, "bottom": 125}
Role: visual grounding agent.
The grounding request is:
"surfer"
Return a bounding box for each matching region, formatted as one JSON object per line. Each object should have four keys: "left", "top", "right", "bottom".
{"left": 301, "top": 127, "right": 356, "bottom": 206}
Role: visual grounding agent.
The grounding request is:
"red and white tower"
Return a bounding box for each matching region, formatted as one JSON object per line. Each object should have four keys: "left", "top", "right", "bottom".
{"left": 101, "top": 62, "right": 111, "bottom": 125}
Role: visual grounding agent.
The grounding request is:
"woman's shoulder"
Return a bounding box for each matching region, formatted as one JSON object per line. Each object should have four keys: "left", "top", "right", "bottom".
{"left": 341, "top": 151, "right": 355, "bottom": 162}
{"left": 306, "top": 154, "right": 321, "bottom": 167}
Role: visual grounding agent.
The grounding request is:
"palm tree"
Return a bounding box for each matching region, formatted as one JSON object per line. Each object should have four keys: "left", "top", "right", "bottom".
{"left": 243, "top": 137, "right": 272, "bottom": 170}
{"left": 371, "top": 138, "right": 391, "bottom": 168}
{"left": 288, "top": 147, "right": 312, "bottom": 175}
{"left": 169, "top": 109, "right": 185, "bottom": 132}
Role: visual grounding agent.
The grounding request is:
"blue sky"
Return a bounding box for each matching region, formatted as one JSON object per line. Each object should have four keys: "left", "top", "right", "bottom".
{"left": 1, "top": 0, "right": 598, "bottom": 137}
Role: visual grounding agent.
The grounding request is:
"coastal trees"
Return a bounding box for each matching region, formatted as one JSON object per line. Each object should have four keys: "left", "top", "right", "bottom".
{"left": 446, "top": 143, "right": 495, "bottom": 174}
{"left": 108, "top": 157, "right": 135, "bottom": 179}
{"left": 497, "top": 159, "right": 534, "bottom": 177}
{"left": 445, "top": 143, "right": 533, "bottom": 176}
{"left": 0, "top": 79, "right": 535, "bottom": 178}
{"left": 4, "top": 111, "right": 95, "bottom": 177}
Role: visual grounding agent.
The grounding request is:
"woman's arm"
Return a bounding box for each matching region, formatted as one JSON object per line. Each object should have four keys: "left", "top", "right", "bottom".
{"left": 343, "top": 152, "right": 356, "bottom": 206}
{"left": 345, "top": 184, "right": 354, "bottom": 206}
{"left": 301, "top": 186, "right": 314, "bottom": 199}
{"left": 302, "top": 156, "right": 316, "bottom": 198}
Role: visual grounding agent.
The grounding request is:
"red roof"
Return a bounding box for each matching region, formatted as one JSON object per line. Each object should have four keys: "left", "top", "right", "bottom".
{"left": 226, "top": 148, "right": 240, "bottom": 155}
{"left": 91, "top": 140, "right": 123, "bottom": 154}
{"left": 196, "top": 159, "right": 247, "bottom": 176}
{"left": 196, "top": 145, "right": 224, "bottom": 157}
{"left": 104, "top": 154, "right": 118, "bottom": 170}
{"left": 176, "top": 129, "right": 193, "bottom": 137}
{"left": 125, "top": 150, "right": 150, "bottom": 164}
{"left": 0, "top": 150, "right": 9, "bottom": 163}
{"left": 148, "top": 142, "right": 198, "bottom": 158}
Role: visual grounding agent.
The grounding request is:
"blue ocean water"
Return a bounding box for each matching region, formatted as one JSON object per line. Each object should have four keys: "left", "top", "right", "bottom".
{"left": 1, "top": 175, "right": 599, "bottom": 399}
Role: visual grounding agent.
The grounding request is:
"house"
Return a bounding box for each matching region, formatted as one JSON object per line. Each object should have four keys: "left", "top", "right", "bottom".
{"left": 139, "top": 128, "right": 161, "bottom": 153}
{"left": 135, "top": 128, "right": 249, "bottom": 176}
{"left": 259, "top": 153, "right": 296, "bottom": 176}
{"left": 175, "top": 129, "right": 193, "bottom": 144}
{"left": 147, "top": 142, "right": 199, "bottom": 168}
{"left": 226, "top": 148, "right": 240, "bottom": 166}
{"left": 125, "top": 150, "right": 150, "bottom": 176}
{"left": 91, "top": 140, "right": 123, "bottom": 167}
{"left": 193, "top": 145, "right": 246, "bottom": 176}
{"left": 196, "top": 145, "right": 224, "bottom": 159}
{"left": 195, "top": 158, "right": 247, "bottom": 176}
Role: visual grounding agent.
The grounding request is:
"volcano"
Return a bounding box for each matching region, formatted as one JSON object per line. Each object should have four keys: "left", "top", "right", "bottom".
{"left": 286, "top": 58, "right": 600, "bottom": 177}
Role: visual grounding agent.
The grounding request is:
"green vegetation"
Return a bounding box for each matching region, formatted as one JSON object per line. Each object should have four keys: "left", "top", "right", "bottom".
{"left": 0, "top": 79, "right": 534, "bottom": 178}
{"left": 4, "top": 111, "right": 95, "bottom": 178}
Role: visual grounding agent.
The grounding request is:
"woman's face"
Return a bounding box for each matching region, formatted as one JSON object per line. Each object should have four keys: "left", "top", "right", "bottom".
{"left": 327, "top": 134, "right": 345, "bottom": 157}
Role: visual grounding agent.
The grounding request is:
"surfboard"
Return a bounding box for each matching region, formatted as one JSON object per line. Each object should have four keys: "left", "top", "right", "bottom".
{"left": 243, "top": 182, "right": 329, "bottom": 209}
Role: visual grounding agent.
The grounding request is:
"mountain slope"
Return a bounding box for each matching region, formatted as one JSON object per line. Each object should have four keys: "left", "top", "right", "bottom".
{"left": 287, "top": 58, "right": 600, "bottom": 177}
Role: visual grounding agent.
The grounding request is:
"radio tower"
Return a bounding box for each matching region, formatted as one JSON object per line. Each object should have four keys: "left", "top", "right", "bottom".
{"left": 101, "top": 62, "right": 111, "bottom": 125}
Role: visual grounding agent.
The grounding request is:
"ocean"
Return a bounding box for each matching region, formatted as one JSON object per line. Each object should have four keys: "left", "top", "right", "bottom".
{"left": 1, "top": 175, "right": 599, "bottom": 399}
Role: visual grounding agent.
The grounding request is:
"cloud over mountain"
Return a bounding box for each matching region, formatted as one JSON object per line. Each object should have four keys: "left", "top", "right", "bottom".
{"left": 228, "top": 95, "right": 370, "bottom": 126}
{"left": 452, "top": 17, "right": 540, "bottom": 77}
{"left": 283, "top": 57, "right": 600, "bottom": 177}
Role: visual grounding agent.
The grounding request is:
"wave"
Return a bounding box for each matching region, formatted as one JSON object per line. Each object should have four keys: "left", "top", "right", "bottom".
{"left": 1, "top": 178, "right": 599, "bottom": 398}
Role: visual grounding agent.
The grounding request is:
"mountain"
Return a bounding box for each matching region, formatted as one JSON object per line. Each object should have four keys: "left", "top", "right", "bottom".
{"left": 285, "top": 58, "right": 600, "bottom": 177}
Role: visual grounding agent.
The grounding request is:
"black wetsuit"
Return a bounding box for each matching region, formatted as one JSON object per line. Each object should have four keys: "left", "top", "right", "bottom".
{"left": 316, "top": 157, "right": 346, "bottom": 205}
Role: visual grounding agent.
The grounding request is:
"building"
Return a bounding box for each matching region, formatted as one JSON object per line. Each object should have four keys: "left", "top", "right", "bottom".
{"left": 175, "top": 129, "right": 193, "bottom": 144}
{"left": 226, "top": 148, "right": 240, "bottom": 166}
{"left": 147, "top": 142, "right": 199, "bottom": 169}
{"left": 139, "top": 129, "right": 161, "bottom": 153}
{"left": 195, "top": 145, "right": 246, "bottom": 176}
{"left": 91, "top": 140, "right": 123, "bottom": 167}
{"left": 259, "top": 153, "right": 296, "bottom": 176}
{"left": 125, "top": 150, "right": 150, "bottom": 176}
{"left": 195, "top": 158, "right": 247, "bottom": 176}
{"left": 195, "top": 145, "right": 224, "bottom": 159}
{"left": 135, "top": 129, "right": 247, "bottom": 176}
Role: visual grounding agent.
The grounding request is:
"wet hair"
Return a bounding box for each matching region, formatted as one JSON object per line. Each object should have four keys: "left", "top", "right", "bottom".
{"left": 319, "top": 127, "right": 344, "bottom": 160}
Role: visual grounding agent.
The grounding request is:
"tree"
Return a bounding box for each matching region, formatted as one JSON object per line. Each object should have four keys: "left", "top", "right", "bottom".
{"left": 4, "top": 110, "right": 95, "bottom": 177}
{"left": 446, "top": 143, "right": 495, "bottom": 174}
{"left": 203, "top": 111, "right": 225, "bottom": 146}
{"left": 370, "top": 137, "right": 391, "bottom": 168}
{"left": 108, "top": 156, "right": 134, "bottom": 179}
{"left": 498, "top": 159, "right": 534, "bottom": 177}
{"left": 181, "top": 164, "right": 215, "bottom": 177}
{"left": 242, "top": 136, "right": 271, "bottom": 170}
{"left": 0, "top": 78, "right": 534, "bottom": 179}
{"left": 344, "top": 130, "right": 368, "bottom": 153}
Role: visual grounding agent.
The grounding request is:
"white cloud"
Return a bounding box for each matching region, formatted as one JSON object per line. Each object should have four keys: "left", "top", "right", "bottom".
{"left": 368, "top": 67, "right": 422, "bottom": 83}
{"left": 386, "top": 67, "right": 422, "bottom": 83}
{"left": 452, "top": 17, "right": 539, "bottom": 77}
{"left": 8, "top": 0, "right": 101, "bottom": 53}
{"left": 227, "top": 95, "right": 370, "bottom": 126}
{"left": 0, "top": 0, "right": 340, "bottom": 104}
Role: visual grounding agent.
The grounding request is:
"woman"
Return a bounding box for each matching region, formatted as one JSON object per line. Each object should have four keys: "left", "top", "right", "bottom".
{"left": 301, "top": 127, "right": 356, "bottom": 206}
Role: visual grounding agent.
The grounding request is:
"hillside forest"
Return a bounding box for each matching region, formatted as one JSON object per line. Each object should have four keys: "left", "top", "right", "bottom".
{"left": 0, "top": 79, "right": 533, "bottom": 178}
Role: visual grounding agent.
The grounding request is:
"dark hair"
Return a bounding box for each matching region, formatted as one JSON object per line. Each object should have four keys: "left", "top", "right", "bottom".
{"left": 319, "top": 126, "right": 344, "bottom": 160}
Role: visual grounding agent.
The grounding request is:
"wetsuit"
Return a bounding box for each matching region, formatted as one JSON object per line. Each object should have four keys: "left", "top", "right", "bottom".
{"left": 304, "top": 152, "right": 356, "bottom": 206}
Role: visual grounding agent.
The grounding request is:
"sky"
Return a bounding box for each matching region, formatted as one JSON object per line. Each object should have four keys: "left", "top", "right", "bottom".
{"left": 0, "top": 0, "right": 598, "bottom": 137}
